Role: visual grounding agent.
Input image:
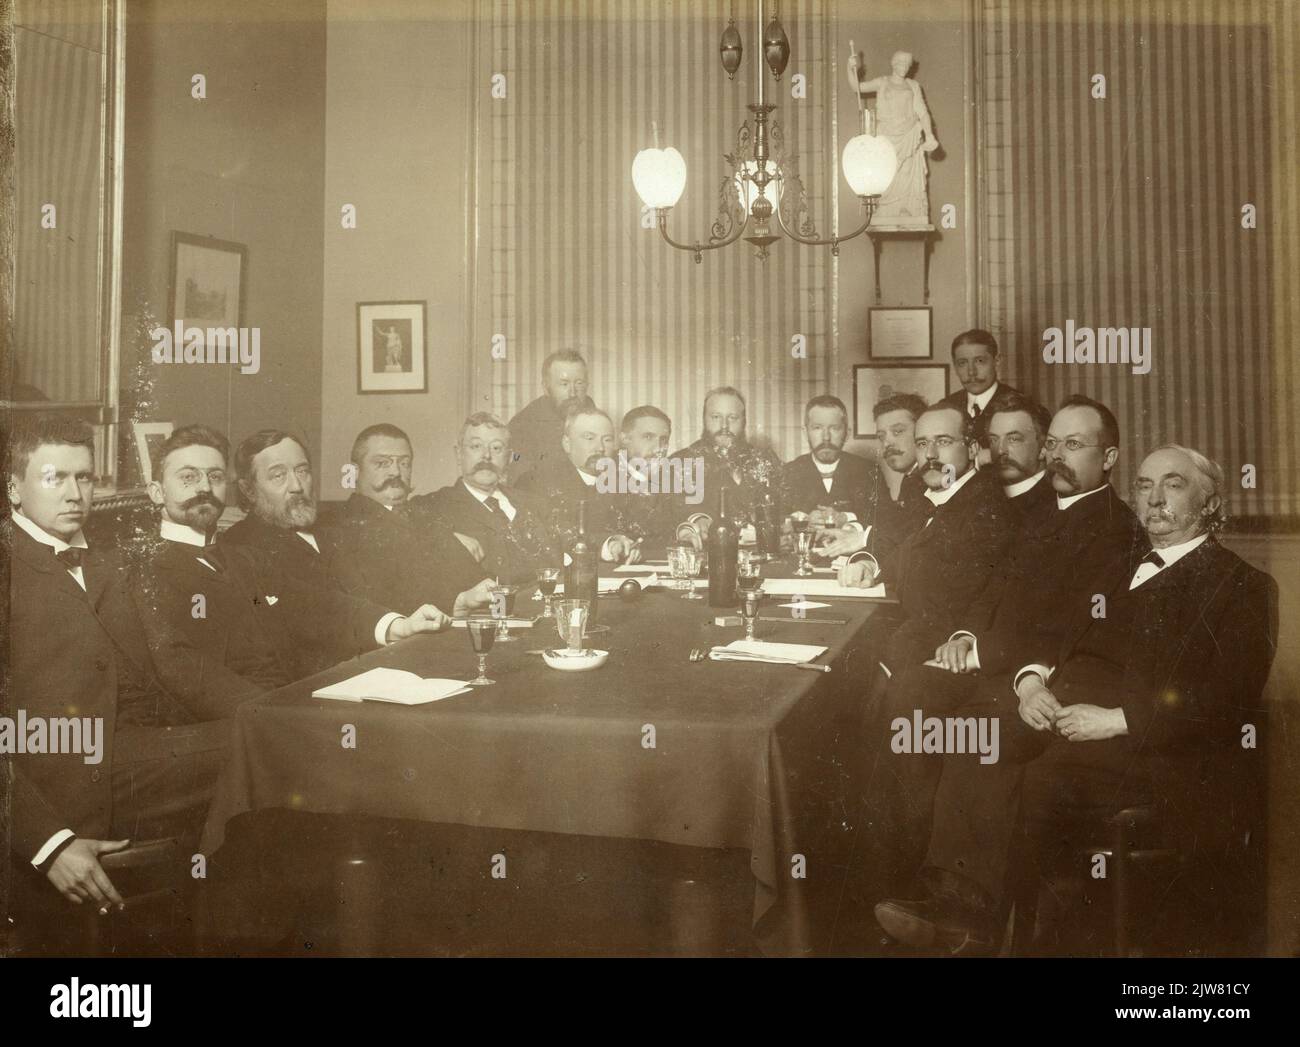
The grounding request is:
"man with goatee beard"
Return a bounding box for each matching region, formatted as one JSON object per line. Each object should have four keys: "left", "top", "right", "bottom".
{"left": 128, "top": 426, "right": 453, "bottom": 721}
{"left": 860, "top": 395, "right": 1148, "bottom": 896}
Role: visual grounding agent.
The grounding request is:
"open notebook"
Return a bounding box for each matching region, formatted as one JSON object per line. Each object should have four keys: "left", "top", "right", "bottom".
{"left": 312, "top": 668, "right": 471, "bottom": 705}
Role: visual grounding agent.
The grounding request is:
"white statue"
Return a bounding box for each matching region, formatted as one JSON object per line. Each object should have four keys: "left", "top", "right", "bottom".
{"left": 846, "top": 50, "right": 939, "bottom": 227}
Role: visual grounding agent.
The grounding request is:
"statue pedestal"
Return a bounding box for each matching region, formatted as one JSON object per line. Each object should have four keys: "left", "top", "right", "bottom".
{"left": 866, "top": 224, "right": 938, "bottom": 304}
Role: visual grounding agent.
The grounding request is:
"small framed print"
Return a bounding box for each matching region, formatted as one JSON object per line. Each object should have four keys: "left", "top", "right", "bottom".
{"left": 869, "top": 306, "right": 932, "bottom": 360}
{"left": 357, "top": 301, "right": 427, "bottom": 394}
{"left": 132, "top": 421, "right": 175, "bottom": 485}
{"left": 853, "top": 365, "right": 949, "bottom": 438}
{"left": 170, "top": 233, "right": 247, "bottom": 336}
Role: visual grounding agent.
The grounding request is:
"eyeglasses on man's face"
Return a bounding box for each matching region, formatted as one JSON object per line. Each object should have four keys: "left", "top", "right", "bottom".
{"left": 174, "top": 468, "right": 227, "bottom": 488}
{"left": 1043, "top": 437, "right": 1101, "bottom": 454}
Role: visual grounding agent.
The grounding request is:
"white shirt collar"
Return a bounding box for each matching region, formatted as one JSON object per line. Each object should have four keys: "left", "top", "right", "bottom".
{"left": 1148, "top": 532, "right": 1209, "bottom": 569}
{"left": 12, "top": 509, "right": 88, "bottom": 553}
{"left": 968, "top": 382, "right": 999, "bottom": 413}
{"left": 813, "top": 457, "right": 841, "bottom": 476}
{"left": 296, "top": 531, "right": 321, "bottom": 554}
{"left": 160, "top": 518, "right": 210, "bottom": 547}
{"left": 1056, "top": 484, "right": 1108, "bottom": 510}
{"left": 1005, "top": 470, "right": 1046, "bottom": 499}
{"left": 578, "top": 469, "right": 598, "bottom": 487}
{"left": 923, "top": 464, "right": 978, "bottom": 507}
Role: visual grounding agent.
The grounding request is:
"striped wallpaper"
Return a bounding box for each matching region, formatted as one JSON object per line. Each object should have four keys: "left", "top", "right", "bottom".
{"left": 975, "top": 0, "right": 1295, "bottom": 519}
{"left": 12, "top": 0, "right": 107, "bottom": 404}
{"left": 473, "top": 0, "right": 840, "bottom": 461}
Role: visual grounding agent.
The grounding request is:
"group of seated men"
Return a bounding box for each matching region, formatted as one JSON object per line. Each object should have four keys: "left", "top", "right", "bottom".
{"left": 4, "top": 328, "right": 1277, "bottom": 955}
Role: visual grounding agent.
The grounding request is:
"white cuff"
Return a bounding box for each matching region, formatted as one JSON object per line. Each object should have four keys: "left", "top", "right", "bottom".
{"left": 1013, "top": 664, "right": 1054, "bottom": 696}
{"left": 375, "top": 611, "right": 403, "bottom": 645}
{"left": 948, "top": 630, "right": 981, "bottom": 671}
{"left": 841, "top": 512, "right": 860, "bottom": 524}
{"left": 32, "top": 828, "right": 76, "bottom": 868}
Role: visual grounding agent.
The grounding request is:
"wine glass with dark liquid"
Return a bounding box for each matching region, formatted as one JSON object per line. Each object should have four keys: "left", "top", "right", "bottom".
{"left": 737, "top": 561, "right": 763, "bottom": 640}
{"left": 537, "top": 567, "right": 561, "bottom": 618}
{"left": 466, "top": 616, "right": 497, "bottom": 685}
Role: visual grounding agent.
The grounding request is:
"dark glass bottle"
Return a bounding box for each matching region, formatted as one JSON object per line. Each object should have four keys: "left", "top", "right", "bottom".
{"left": 566, "top": 499, "right": 599, "bottom": 623}
{"left": 708, "top": 487, "right": 739, "bottom": 607}
{"left": 755, "top": 486, "right": 780, "bottom": 560}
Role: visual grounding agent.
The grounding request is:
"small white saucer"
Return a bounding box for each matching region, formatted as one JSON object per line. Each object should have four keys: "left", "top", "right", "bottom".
{"left": 542, "top": 649, "right": 609, "bottom": 671}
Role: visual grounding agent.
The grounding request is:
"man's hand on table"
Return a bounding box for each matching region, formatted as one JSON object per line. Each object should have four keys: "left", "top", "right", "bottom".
{"left": 387, "top": 603, "right": 453, "bottom": 640}
{"left": 47, "top": 838, "right": 128, "bottom": 912}
{"left": 452, "top": 578, "right": 497, "bottom": 616}
{"left": 603, "top": 535, "right": 641, "bottom": 564}
{"left": 816, "top": 525, "right": 868, "bottom": 558}
{"left": 837, "top": 557, "right": 880, "bottom": 588}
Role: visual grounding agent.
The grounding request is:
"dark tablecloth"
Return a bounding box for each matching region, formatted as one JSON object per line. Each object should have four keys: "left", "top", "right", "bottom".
{"left": 200, "top": 578, "right": 891, "bottom": 955}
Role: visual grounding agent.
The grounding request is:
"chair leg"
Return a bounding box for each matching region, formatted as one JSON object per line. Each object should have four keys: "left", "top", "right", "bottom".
{"left": 1112, "top": 823, "right": 1131, "bottom": 958}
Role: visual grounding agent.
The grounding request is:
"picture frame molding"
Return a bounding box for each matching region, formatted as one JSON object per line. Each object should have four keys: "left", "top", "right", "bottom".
{"left": 868, "top": 305, "right": 933, "bottom": 361}
{"left": 356, "top": 300, "right": 429, "bottom": 395}
{"left": 168, "top": 231, "right": 249, "bottom": 340}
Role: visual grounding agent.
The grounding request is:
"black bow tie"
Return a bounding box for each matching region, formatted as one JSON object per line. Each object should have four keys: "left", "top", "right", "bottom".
{"left": 54, "top": 547, "right": 85, "bottom": 569}
{"left": 1141, "top": 549, "right": 1166, "bottom": 568}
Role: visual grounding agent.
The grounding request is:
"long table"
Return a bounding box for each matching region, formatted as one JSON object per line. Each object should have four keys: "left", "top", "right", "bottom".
{"left": 200, "top": 574, "right": 893, "bottom": 955}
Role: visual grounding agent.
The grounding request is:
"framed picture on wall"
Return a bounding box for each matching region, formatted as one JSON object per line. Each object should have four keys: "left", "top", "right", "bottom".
{"left": 357, "top": 301, "right": 427, "bottom": 394}
{"left": 852, "top": 365, "right": 949, "bottom": 438}
{"left": 132, "top": 421, "right": 174, "bottom": 485}
{"left": 869, "top": 306, "right": 932, "bottom": 360}
{"left": 169, "top": 233, "right": 247, "bottom": 338}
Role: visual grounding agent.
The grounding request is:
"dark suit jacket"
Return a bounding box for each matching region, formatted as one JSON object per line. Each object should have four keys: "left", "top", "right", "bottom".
{"left": 1004, "top": 471, "right": 1056, "bottom": 526}
{"left": 883, "top": 469, "right": 1015, "bottom": 666}
{"left": 669, "top": 438, "right": 784, "bottom": 525}
{"left": 782, "top": 451, "right": 874, "bottom": 522}
{"left": 5, "top": 521, "right": 189, "bottom": 859}
{"left": 514, "top": 458, "right": 623, "bottom": 551}
{"left": 963, "top": 483, "right": 1148, "bottom": 674}
{"left": 410, "top": 480, "right": 556, "bottom": 585}
{"left": 330, "top": 494, "right": 490, "bottom": 615}
{"left": 1047, "top": 538, "right": 1277, "bottom": 850}
{"left": 871, "top": 468, "right": 932, "bottom": 576}
{"left": 219, "top": 511, "right": 342, "bottom": 593}
{"left": 938, "top": 380, "right": 1024, "bottom": 445}
{"left": 128, "top": 531, "right": 390, "bottom": 720}
{"left": 506, "top": 395, "right": 565, "bottom": 485}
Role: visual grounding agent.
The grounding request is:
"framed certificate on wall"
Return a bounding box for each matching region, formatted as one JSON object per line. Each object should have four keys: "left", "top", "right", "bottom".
{"left": 869, "top": 306, "right": 932, "bottom": 360}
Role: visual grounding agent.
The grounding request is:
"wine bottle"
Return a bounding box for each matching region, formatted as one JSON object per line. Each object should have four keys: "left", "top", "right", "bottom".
{"left": 755, "top": 486, "right": 780, "bottom": 559}
{"left": 566, "top": 499, "right": 599, "bottom": 623}
{"left": 707, "top": 487, "right": 739, "bottom": 607}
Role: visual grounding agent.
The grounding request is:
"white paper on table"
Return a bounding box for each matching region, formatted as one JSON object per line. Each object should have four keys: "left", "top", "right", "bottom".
{"left": 761, "top": 578, "right": 887, "bottom": 599}
{"left": 450, "top": 617, "right": 534, "bottom": 629}
{"left": 553, "top": 574, "right": 660, "bottom": 595}
{"left": 776, "top": 600, "right": 833, "bottom": 610}
{"left": 312, "top": 668, "right": 471, "bottom": 705}
{"left": 613, "top": 563, "right": 661, "bottom": 573}
{"left": 712, "top": 639, "right": 829, "bottom": 663}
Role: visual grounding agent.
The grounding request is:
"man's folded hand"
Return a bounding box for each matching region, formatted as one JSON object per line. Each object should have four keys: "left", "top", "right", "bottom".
{"left": 933, "top": 636, "right": 974, "bottom": 674}
{"left": 1016, "top": 677, "right": 1062, "bottom": 732}
{"left": 388, "top": 604, "right": 452, "bottom": 639}
{"left": 47, "top": 838, "right": 129, "bottom": 912}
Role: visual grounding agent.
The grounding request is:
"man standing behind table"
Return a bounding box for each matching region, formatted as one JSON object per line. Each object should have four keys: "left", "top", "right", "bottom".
{"left": 129, "top": 425, "right": 450, "bottom": 722}
{"left": 937, "top": 329, "right": 1023, "bottom": 453}
{"left": 5, "top": 415, "right": 225, "bottom": 918}
{"left": 410, "top": 413, "right": 556, "bottom": 585}
{"left": 515, "top": 401, "right": 640, "bottom": 564}
{"left": 838, "top": 404, "right": 1013, "bottom": 671}
{"left": 331, "top": 423, "right": 496, "bottom": 616}
{"left": 507, "top": 348, "right": 592, "bottom": 484}
{"left": 876, "top": 445, "right": 1277, "bottom": 955}
{"left": 670, "top": 386, "right": 784, "bottom": 531}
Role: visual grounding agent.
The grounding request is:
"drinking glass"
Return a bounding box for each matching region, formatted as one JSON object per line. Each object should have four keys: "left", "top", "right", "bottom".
{"left": 669, "top": 545, "right": 702, "bottom": 599}
{"left": 790, "top": 513, "right": 814, "bottom": 577}
{"left": 537, "top": 567, "right": 561, "bottom": 618}
{"left": 466, "top": 616, "right": 497, "bottom": 685}
{"left": 554, "top": 599, "right": 590, "bottom": 654}
{"left": 740, "top": 587, "right": 762, "bottom": 640}
{"left": 489, "top": 583, "right": 520, "bottom": 642}
{"left": 682, "top": 545, "right": 704, "bottom": 600}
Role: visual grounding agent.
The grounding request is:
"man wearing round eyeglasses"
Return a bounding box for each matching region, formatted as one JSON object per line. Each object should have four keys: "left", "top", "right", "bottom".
{"left": 132, "top": 425, "right": 452, "bottom": 722}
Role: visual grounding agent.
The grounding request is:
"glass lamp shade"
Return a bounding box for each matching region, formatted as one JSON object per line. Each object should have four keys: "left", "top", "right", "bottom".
{"left": 632, "top": 147, "right": 687, "bottom": 209}
{"left": 841, "top": 133, "right": 898, "bottom": 198}
{"left": 735, "top": 159, "right": 784, "bottom": 214}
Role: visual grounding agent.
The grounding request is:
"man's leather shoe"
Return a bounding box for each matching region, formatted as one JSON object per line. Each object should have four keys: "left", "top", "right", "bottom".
{"left": 874, "top": 895, "right": 996, "bottom": 956}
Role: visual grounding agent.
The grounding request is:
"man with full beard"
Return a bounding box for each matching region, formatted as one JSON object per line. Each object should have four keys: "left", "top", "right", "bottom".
{"left": 507, "top": 348, "right": 593, "bottom": 484}
{"left": 129, "top": 425, "right": 452, "bottom": 720}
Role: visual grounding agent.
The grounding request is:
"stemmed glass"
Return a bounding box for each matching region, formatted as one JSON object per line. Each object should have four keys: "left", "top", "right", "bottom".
{"left": 669, "top": 544, "right": 703, "bottom": 600}
{"left": 737, "top": 561, "right": 763, "bottom": 640}
{"left": 466, "top": 616, "right": 497, "bottom": 685}
{"left": 537, "top": 567, "right": 561, "bottom": 618}
{"left": 489, "top": 582, "right": 520, "bottom": 642}
{"left": 790, "top": 512, "right": 815, "bottom": 577}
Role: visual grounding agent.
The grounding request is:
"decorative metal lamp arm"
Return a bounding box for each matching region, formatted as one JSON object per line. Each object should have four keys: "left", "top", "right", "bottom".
{"left": 775, "top": 195, "right": 878, "bottom": 256}
{"left": 656, "top": 205, "right": 750, "bottom": 264}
